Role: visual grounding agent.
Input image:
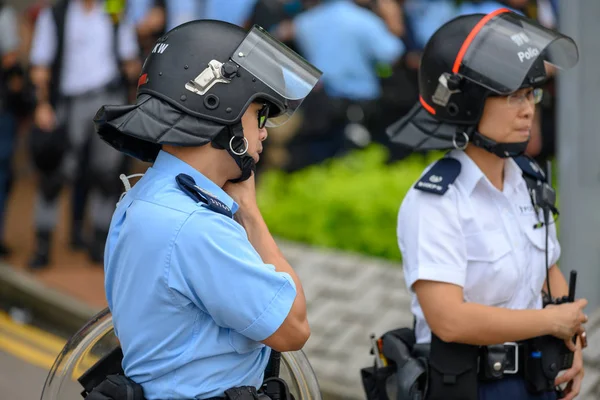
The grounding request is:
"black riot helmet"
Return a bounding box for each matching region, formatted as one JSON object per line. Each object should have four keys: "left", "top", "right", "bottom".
{"left": 94, "top": 19, "right": 322, "bottom": 181}
{"left": 386, "top": 8, "right": 579, "bottom": 158}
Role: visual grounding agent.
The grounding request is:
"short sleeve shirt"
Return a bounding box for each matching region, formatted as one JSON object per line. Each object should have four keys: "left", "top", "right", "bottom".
{"left": 397, "top": 150, "right": 560, "bottom": 344}
{"left": 104, "top": 150, "right": 297, "bottom": 399}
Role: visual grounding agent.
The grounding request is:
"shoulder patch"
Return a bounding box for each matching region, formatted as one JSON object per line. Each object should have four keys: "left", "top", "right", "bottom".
{"left": 176, "top": 174, "right": 233, "bottom": 219}
{"left": 512, "top": 155, "right": 546, "bottom": 182}
{"left": 414, "top": 158, "right": 461, "bottom": 195}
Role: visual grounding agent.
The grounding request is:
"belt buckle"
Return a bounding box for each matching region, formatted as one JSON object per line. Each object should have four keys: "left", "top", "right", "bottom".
{"left": 503, "top": 342, "right": 519, "bottom": 374}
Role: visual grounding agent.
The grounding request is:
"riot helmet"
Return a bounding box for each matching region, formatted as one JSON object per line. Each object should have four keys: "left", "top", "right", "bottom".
{"left": 386, "top": 8, "right": 579, "bottom": 158}
{"left": 94, "top": 19, "right": 322, "bottom": 181}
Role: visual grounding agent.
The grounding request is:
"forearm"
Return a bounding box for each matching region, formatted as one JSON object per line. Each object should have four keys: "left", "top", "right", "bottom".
{"left": 442, "top": 302, "right": 555, "bottom": 345}
{"left": 2, "top": 51, "right": 18, "bottom": 70}
{"left": 136, "top": 7, "right": 165, "bottom": 38}
{"left": 122, "top": 59, "right": 142, "bottom": 83}
{"left": 30, "top": 66, "right": 51, "bottom": 104}
{"left": 543, "top": 264, "right": 570, "bottom": 299}
{"left": 375, "top": 0, "right": 405, "bottom": 37}
{"left": 235, "top": 206, "right": 307, "bottom": 319}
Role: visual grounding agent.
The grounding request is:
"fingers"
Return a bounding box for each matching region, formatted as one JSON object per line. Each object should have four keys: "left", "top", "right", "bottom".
{"left": 564, "top": 338, "right": 577, "bottom": 352}
{"left": 561, "top": 375, "right": 583, "bottom": 400}
{"left": 578, "top": 310, "right": 589, "bottom": 324}
{"left": 575, "top": 298, "right": 588, "bottom": 309}
{"left": 555, "top": 368, "right": 576, "bottom": 386}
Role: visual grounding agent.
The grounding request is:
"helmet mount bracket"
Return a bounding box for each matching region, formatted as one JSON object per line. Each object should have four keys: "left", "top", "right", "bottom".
{"left": 432, "top": 73, "right": 462, "bottom": 107}
{"left": 185, "top": 60, "right": 234, "bottom": 96}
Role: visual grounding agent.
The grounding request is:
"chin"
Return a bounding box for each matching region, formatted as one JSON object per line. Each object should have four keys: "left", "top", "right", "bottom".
{"left": 509, "top": 132, "right": 530, "bottom": 142}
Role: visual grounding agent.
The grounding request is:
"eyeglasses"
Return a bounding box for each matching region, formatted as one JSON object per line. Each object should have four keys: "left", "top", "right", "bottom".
{"left": 507, "top": 88, "right": 543, "bottom": 107}
{"left": 257, "top": 103, "right": 270, "bottom": 129}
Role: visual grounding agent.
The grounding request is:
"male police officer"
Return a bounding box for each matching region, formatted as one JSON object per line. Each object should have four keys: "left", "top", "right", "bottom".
{"left": 90, "top": 19, "right": 322, "bottom": 400}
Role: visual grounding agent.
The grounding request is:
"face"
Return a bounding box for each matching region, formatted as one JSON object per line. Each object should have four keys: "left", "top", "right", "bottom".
{"left": 240, "top": 102, "right": 269, "bottom": 163}
{"left": 477, "top": 88, "right": 542, "bottom": 144}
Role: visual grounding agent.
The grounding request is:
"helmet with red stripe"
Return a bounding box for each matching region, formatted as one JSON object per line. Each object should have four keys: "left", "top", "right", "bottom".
{"left": 386, "top": 9, "right": 578, "bottom": 155}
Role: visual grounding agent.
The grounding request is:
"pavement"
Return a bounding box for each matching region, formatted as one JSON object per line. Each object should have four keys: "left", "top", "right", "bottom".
{"left": 0, "top": 350, "right": 50, "bottom": 400}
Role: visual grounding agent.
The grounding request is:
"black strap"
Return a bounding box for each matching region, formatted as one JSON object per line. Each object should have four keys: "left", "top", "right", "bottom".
{"left": 513, "top": 155, "right": 559, "bottom": 217}
{"left": 211, "top": 123, "right": 256, "bottom": 183}
{"left": 262, "top": 377, "right": 290, "bottom": 400}
{"left": 264, "top": 350, "right": 281, "bottom": 379}
{"left": 84, "top": 374, "right": 145, "bottom": 400}
{"left": 513, "top": 155, "right": 547, "bottom": 182}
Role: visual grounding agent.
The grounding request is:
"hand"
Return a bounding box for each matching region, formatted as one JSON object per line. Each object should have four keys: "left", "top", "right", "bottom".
{"left": 545, "top": 299, "right": 588, "bottom": 349}
{"left": 405, "top": 51, "right": 422, "bottom": 70}
{"left": 555, "top": 339, "right": 584, "bottom": 400}
{"left": 7, "top": 75, "right": 23, "bottom": 93}
{"left": 34, "top": 102, "right": 56, "bottom": 132}
{"left": 223, "top": 172, "right": 258, "bottom": 215}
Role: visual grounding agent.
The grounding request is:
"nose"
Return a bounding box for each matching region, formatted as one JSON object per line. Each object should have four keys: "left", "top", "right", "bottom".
{"left": 519, "top": 98, "right": 535, "bottom": 120}
{"left": 259, "top": 127, "right": 268, "bottom": 142}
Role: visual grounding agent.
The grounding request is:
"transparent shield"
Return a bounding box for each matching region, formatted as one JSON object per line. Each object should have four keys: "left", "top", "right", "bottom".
{"left": 40, "top": 308, "right": 322, "bottom": 400}
{"left": 456, "top": 10, "right": 579, "bottom": 94}
{"left": 232, "top": 25, "right": 322, "bottom": 127}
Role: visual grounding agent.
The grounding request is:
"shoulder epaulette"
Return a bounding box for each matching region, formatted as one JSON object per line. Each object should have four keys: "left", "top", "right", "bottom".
{"left": 512, "top": 155, "right": 547, "bottom": 183}
{"left": 176, "top": 174, "right": 233, "bottom": 219}
{"left": 414, "top": 158, "right": 461, "bottom": 195}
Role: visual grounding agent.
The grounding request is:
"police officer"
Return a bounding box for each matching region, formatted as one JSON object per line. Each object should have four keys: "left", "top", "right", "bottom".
{"left": 386, "top": 9, "right": 587, "bottom": 400}
{"left": 90, "top": 19, "right": 322, "bottom": 400}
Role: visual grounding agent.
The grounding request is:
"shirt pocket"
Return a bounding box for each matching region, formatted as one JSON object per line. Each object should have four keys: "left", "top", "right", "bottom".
{"left": 229, "top": 330, "right": 265, "bottom": 354}
{"left": 522, "top": 222, "right": 555, "bottom": 297}
{"left": 522, "top": 219, "right": 555, "bottom": 256}
{"left": 463, "top": 230, "right": 516, "bottom": 306}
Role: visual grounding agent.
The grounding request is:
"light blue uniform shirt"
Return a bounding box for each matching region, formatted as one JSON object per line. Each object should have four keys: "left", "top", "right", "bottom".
{"left": 457, "top": 1, "right": 521, "bottom": 16}
{"left": 292, "top": 0, "right": 404, "bottom": 100}
{"left": 125, "top": 0, "right": 257, "bottom": 31}
{"left": 104, "top": 150, "right": 297, "bottom": 399}
{"left": 403, "top": 0, "right": 522, "bottom": 50}
{"left": 204, "top": 0, "right": 258, "bottom": 27}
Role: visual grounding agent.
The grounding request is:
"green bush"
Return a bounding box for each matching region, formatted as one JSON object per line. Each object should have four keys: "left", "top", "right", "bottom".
{"left": 256, "top": 145, "right": 444, "bottom": 261}
{"left": 257, "top": 146, "right": 561, "bottom": 262}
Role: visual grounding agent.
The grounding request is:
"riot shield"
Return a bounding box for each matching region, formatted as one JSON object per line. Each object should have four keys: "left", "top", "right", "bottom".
{"left": 40, "top": 307, "right": 322, "bottom": 400}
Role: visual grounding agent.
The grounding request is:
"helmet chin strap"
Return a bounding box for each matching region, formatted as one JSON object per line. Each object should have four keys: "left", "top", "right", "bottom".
{"left": 468, "top": 126, "right": 530, "bottom": 158}
{"left": 211, "top": 122, "right": 256, "bottom": 183}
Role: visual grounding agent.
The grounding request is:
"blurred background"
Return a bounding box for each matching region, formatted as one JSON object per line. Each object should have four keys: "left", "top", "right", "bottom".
{"left": 0, "top": 0, "right": 598, "bottom": 399}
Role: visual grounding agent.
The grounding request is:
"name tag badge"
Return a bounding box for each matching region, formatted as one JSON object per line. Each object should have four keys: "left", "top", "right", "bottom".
{"left": 518, "top": 204, "right": 535, "bottom": 215}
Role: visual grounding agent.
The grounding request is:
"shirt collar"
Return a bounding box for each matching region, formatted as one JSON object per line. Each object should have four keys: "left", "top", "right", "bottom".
{"left": 504, "top": 157, "right": 527, "bottom": 192}
{"left": 151, "top": 150, "right": 239, "bottom": 214}
{"left": 449, "top": 149, "right": 524, "bottom": 195}
{"left": 449, "top": 149, "right": 484, "bottom": 195}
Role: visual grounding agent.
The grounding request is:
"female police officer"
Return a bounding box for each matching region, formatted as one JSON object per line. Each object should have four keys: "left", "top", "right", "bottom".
{"left": 89, "top": 19, "right": 322, "bottom": 399}
{"left": 386, "top": 9, "right": 588, "bottom": 400}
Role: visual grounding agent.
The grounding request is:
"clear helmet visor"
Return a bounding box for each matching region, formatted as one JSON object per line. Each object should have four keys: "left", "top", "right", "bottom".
{"left": 455, "top": 10, "right": 579, "bottom": 94}
{"left": 232, "top": 25, "right": 323, "bottom": 127}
